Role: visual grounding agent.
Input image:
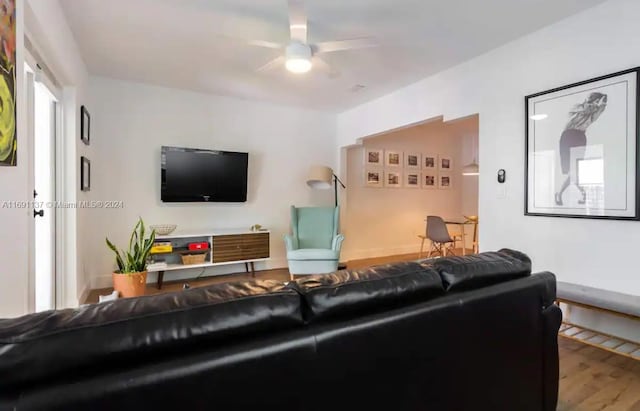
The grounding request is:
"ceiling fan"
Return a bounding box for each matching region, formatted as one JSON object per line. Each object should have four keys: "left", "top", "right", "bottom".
{"left": 241, "top": 0, "right": 378, "bottom": 75}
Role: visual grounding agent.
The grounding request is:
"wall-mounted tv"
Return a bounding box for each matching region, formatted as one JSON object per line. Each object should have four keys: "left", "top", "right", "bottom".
{"left": 161, "top": 146, "right": 248, "bottom": 202}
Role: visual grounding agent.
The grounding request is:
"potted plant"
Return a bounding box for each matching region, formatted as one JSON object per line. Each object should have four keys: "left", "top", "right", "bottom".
{"left": 106, "top": 218, "right": 156, "bottom": 298}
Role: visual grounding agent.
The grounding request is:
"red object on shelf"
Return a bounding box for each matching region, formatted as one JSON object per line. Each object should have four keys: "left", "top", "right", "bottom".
{"left": 188, "top": 242, "right": 209, "bottom": 251}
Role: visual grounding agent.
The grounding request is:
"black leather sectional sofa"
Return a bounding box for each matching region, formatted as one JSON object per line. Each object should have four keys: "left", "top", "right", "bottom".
{"left": 0, "top": 249, "right": 562, "bottom": 410}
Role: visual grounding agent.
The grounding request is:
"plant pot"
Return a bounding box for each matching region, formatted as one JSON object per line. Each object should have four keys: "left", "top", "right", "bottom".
{"left": 112, "top": 271, "right": 147, "bottom": 298}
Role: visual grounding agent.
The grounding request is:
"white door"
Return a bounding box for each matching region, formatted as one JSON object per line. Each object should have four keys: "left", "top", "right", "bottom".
{"left": 26, "top": 61, "right": 60, "bottom": 312}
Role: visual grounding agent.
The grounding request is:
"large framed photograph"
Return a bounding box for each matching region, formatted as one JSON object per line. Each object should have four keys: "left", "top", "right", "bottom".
{"left": 525, "top": 67, "right": 639, "bottom": 220}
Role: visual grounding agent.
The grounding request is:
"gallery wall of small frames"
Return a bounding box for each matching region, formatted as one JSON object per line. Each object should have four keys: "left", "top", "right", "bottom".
{"left": 364, "top": 149, "right": 453, "bottom": 189}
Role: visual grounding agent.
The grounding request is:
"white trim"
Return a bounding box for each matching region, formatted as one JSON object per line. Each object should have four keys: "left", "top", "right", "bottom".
{"left": 78, "top": 283, "right": 90, "bottom": 306}
{"left": 155, "top": 228, "right": 271, "bottom": 240}
{"left": 25, "top": 47, "right": 66, "bottom": 311}
{"left": 54, "top": 98, "right": 65, "bottom": 309}
{"left": 342, "top": 244, "right": 422, "bottom": 262}
{"left": 25, "top": 69, "right": 35, "bottom": 314}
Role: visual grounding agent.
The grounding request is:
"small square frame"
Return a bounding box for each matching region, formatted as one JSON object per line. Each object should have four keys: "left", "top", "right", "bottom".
{"left": 439, "top": 173, "right": 452, "bottom": 190}
{"left": 385, "top": 150, "right": 403, "bottom": 167}
{"left": 404, "top": 152, "right": 421, "bottom": 169}
{"left": 385, "top": 170, "right": 402, "bottom": 188}
{"left": 405, "top": 171, "right": 420, "bottom": 188}
{"left": 81, "top": 156, "right": 91, "bottom": 192}
{"left": 364, "top": 168, "right": 383, "bottom": 188}
{"left": 439, "top": 156, "right": 453, "bottom": 172}
{"left": 81, "top": 106, "right": 91, "bottom": 145}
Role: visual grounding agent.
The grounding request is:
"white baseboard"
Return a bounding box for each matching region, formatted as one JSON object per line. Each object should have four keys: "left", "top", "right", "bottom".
{"left": 77, "top": 284, "right": 90, "bottom": 307}
{"left": 91, "top": 258, "right": 289, "bottom": 290}
{"left": 343, "top": 244, "right": 421, "bottom": 262}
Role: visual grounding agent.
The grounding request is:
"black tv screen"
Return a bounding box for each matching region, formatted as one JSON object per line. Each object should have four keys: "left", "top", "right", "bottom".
{"left": 161, "top": 146, "right": 248, "bottom": 202}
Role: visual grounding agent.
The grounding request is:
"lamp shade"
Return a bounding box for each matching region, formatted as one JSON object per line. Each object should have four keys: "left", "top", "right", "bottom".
{"left": 462, "top": 161, "right": 479, "bottom": 176}
{"left": 307, "top": 165, "right": 333, "bottom": 189}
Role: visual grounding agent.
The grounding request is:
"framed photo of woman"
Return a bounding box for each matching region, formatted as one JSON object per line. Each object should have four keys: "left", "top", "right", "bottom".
{"left": 525, "top": 67, "right": 640, "bottom": 220}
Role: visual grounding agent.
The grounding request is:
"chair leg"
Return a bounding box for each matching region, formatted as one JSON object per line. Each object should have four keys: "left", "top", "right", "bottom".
{"left": 428, "top": 241, "right": 435, "bottom": 258}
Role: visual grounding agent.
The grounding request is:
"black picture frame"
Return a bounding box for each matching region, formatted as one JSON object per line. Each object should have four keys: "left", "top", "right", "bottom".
{"left": 524, "top": 67, "right": 640, "bottom": 221}
{"left": 81, "top": 105, "right": 90, "bottom": 145}
{"left": 81, "top": 156, "right": 90, "bottom": 192}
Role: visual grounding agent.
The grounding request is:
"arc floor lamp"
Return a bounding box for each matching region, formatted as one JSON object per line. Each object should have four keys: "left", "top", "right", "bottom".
{"left": 306, "top": 165, "right": 346, "bottom": 206}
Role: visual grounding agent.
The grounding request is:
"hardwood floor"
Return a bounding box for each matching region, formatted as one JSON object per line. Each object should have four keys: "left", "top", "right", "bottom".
{"left": 85, "top": 252, "right": 431, "bottom": 304}
{"left": 86, "top": 252, "right": 640, "bottom": 410}
{"left": 558, "top": 337, "right": 640, "bottom": 411}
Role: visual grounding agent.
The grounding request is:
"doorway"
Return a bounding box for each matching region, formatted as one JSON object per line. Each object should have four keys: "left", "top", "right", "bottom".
{"left": 342, "top": 115, "right": 479, "bottom": 260}
{"left": 25, "top": 56, "right": 62, "bottom": 312}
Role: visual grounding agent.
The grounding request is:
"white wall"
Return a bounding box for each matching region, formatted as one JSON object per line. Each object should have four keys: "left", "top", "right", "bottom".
{"left": 337, "top": 0, "right": 640, "bottom": 341}
{"left": 343, "top": 118, "right": 478, "bottom": 259}
{"left": 86, "top": 76, "right": 336, "bottom": 289}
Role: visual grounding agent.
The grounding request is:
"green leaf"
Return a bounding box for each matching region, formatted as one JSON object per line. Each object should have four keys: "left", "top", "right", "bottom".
{"left": 106, "top": 218, "right": 155, "bottom": 274}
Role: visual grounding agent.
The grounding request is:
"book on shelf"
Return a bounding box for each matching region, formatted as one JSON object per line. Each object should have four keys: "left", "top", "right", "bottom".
{"left": 150, "top": 241, "right": 173, "bottom": 254}
{"left": 147, "top": 261, "right": 168, "bottom": 270}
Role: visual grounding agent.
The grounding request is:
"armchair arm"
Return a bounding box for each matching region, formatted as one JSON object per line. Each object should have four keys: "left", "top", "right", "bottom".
{"left": 284, "top": 234, "right": 298, "bottom": 251}
{"left": 332, "top": 234, "right": 345, "bottom": 252}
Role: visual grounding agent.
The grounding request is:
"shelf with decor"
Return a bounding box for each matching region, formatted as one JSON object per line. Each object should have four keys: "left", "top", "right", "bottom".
{"left": 147, "top": 228, "right": 270, "bottom": 289}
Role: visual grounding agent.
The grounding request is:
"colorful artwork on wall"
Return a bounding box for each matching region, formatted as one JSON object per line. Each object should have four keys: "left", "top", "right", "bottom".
{"left": 0, "top": 0, "right": 16, "bottom": 166}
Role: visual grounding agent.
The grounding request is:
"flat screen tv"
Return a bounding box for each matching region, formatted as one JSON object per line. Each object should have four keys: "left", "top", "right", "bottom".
{"left": 161, "top": 146, "right": 248, "bottom": 202}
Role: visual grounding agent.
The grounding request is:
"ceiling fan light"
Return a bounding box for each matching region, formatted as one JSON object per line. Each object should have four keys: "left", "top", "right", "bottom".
{"left": 285, "top": 42, "right": 312, "bottom": 74}
{"left": 286, "top": 58, "right": 312, "bottom": 73}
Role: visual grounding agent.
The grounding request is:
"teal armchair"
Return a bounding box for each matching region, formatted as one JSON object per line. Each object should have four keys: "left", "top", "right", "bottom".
{"left": 285, "top": 206, "right": 345, "bottom": 275}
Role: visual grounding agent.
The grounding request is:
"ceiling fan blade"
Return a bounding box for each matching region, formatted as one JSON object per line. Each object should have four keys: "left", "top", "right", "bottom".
{"left": 256, "top": 56, "right": 285, "bottom": 72}
{"left": 314, "top": 38, "right": 378, "bottom": 54}
{"left": 287, "top": 0, "right": 307, "bottom": 43}
{"left": 217, "top": 35, "right": 283, "bottom": 49}
{"left": 246, "top": 40, "right": 284, "bottom": 49}
{"left": 314, "top": 57, "right": 340, "bottom": 78}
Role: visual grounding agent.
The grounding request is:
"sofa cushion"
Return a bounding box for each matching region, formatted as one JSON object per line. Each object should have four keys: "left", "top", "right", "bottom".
{"left": 0, "top": 280, "right": 303, "bottom": 390}
{"left": 287, "top": 248, "right": 339, "bottom": 261}
{"left": 425, "top": 249, "right": 531, "bottom": 292}
{"left": 288, "top": 261, "right": 444, "bottom": 321}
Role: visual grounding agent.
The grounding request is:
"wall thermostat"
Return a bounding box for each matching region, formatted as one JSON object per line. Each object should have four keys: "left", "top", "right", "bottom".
{"left": 497, "top": 169, "right": 506, "bottom": 183}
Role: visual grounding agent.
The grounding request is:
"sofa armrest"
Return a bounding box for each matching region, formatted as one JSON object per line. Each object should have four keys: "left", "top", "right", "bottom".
{"left": 284, "top": 234, "right": 298, "bottom": 251}
{"left": 332, "top": 234, "right": 345, "bottom": 252}
{"left": 542, "top": 302, "right": 562, "bottom": 411}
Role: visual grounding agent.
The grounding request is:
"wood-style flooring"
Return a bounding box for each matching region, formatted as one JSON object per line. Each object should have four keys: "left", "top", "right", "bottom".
{"left": 558, "top": 337, "right": 640, "bottom": 411}
{"left": 86, "top": 251, "right": 640, "bottom": 410}
{"left": 85, "top": 251, "right": 431, "bottom": 303}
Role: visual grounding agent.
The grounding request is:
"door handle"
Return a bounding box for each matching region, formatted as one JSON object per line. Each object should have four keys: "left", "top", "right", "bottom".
{"left": 34, "top": 209, "right": 44, "bottom": 218}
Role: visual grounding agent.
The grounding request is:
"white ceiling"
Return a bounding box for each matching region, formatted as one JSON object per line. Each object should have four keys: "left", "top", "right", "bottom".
{"left": 60, "top": 0, "right": 605, "bottom": 112}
